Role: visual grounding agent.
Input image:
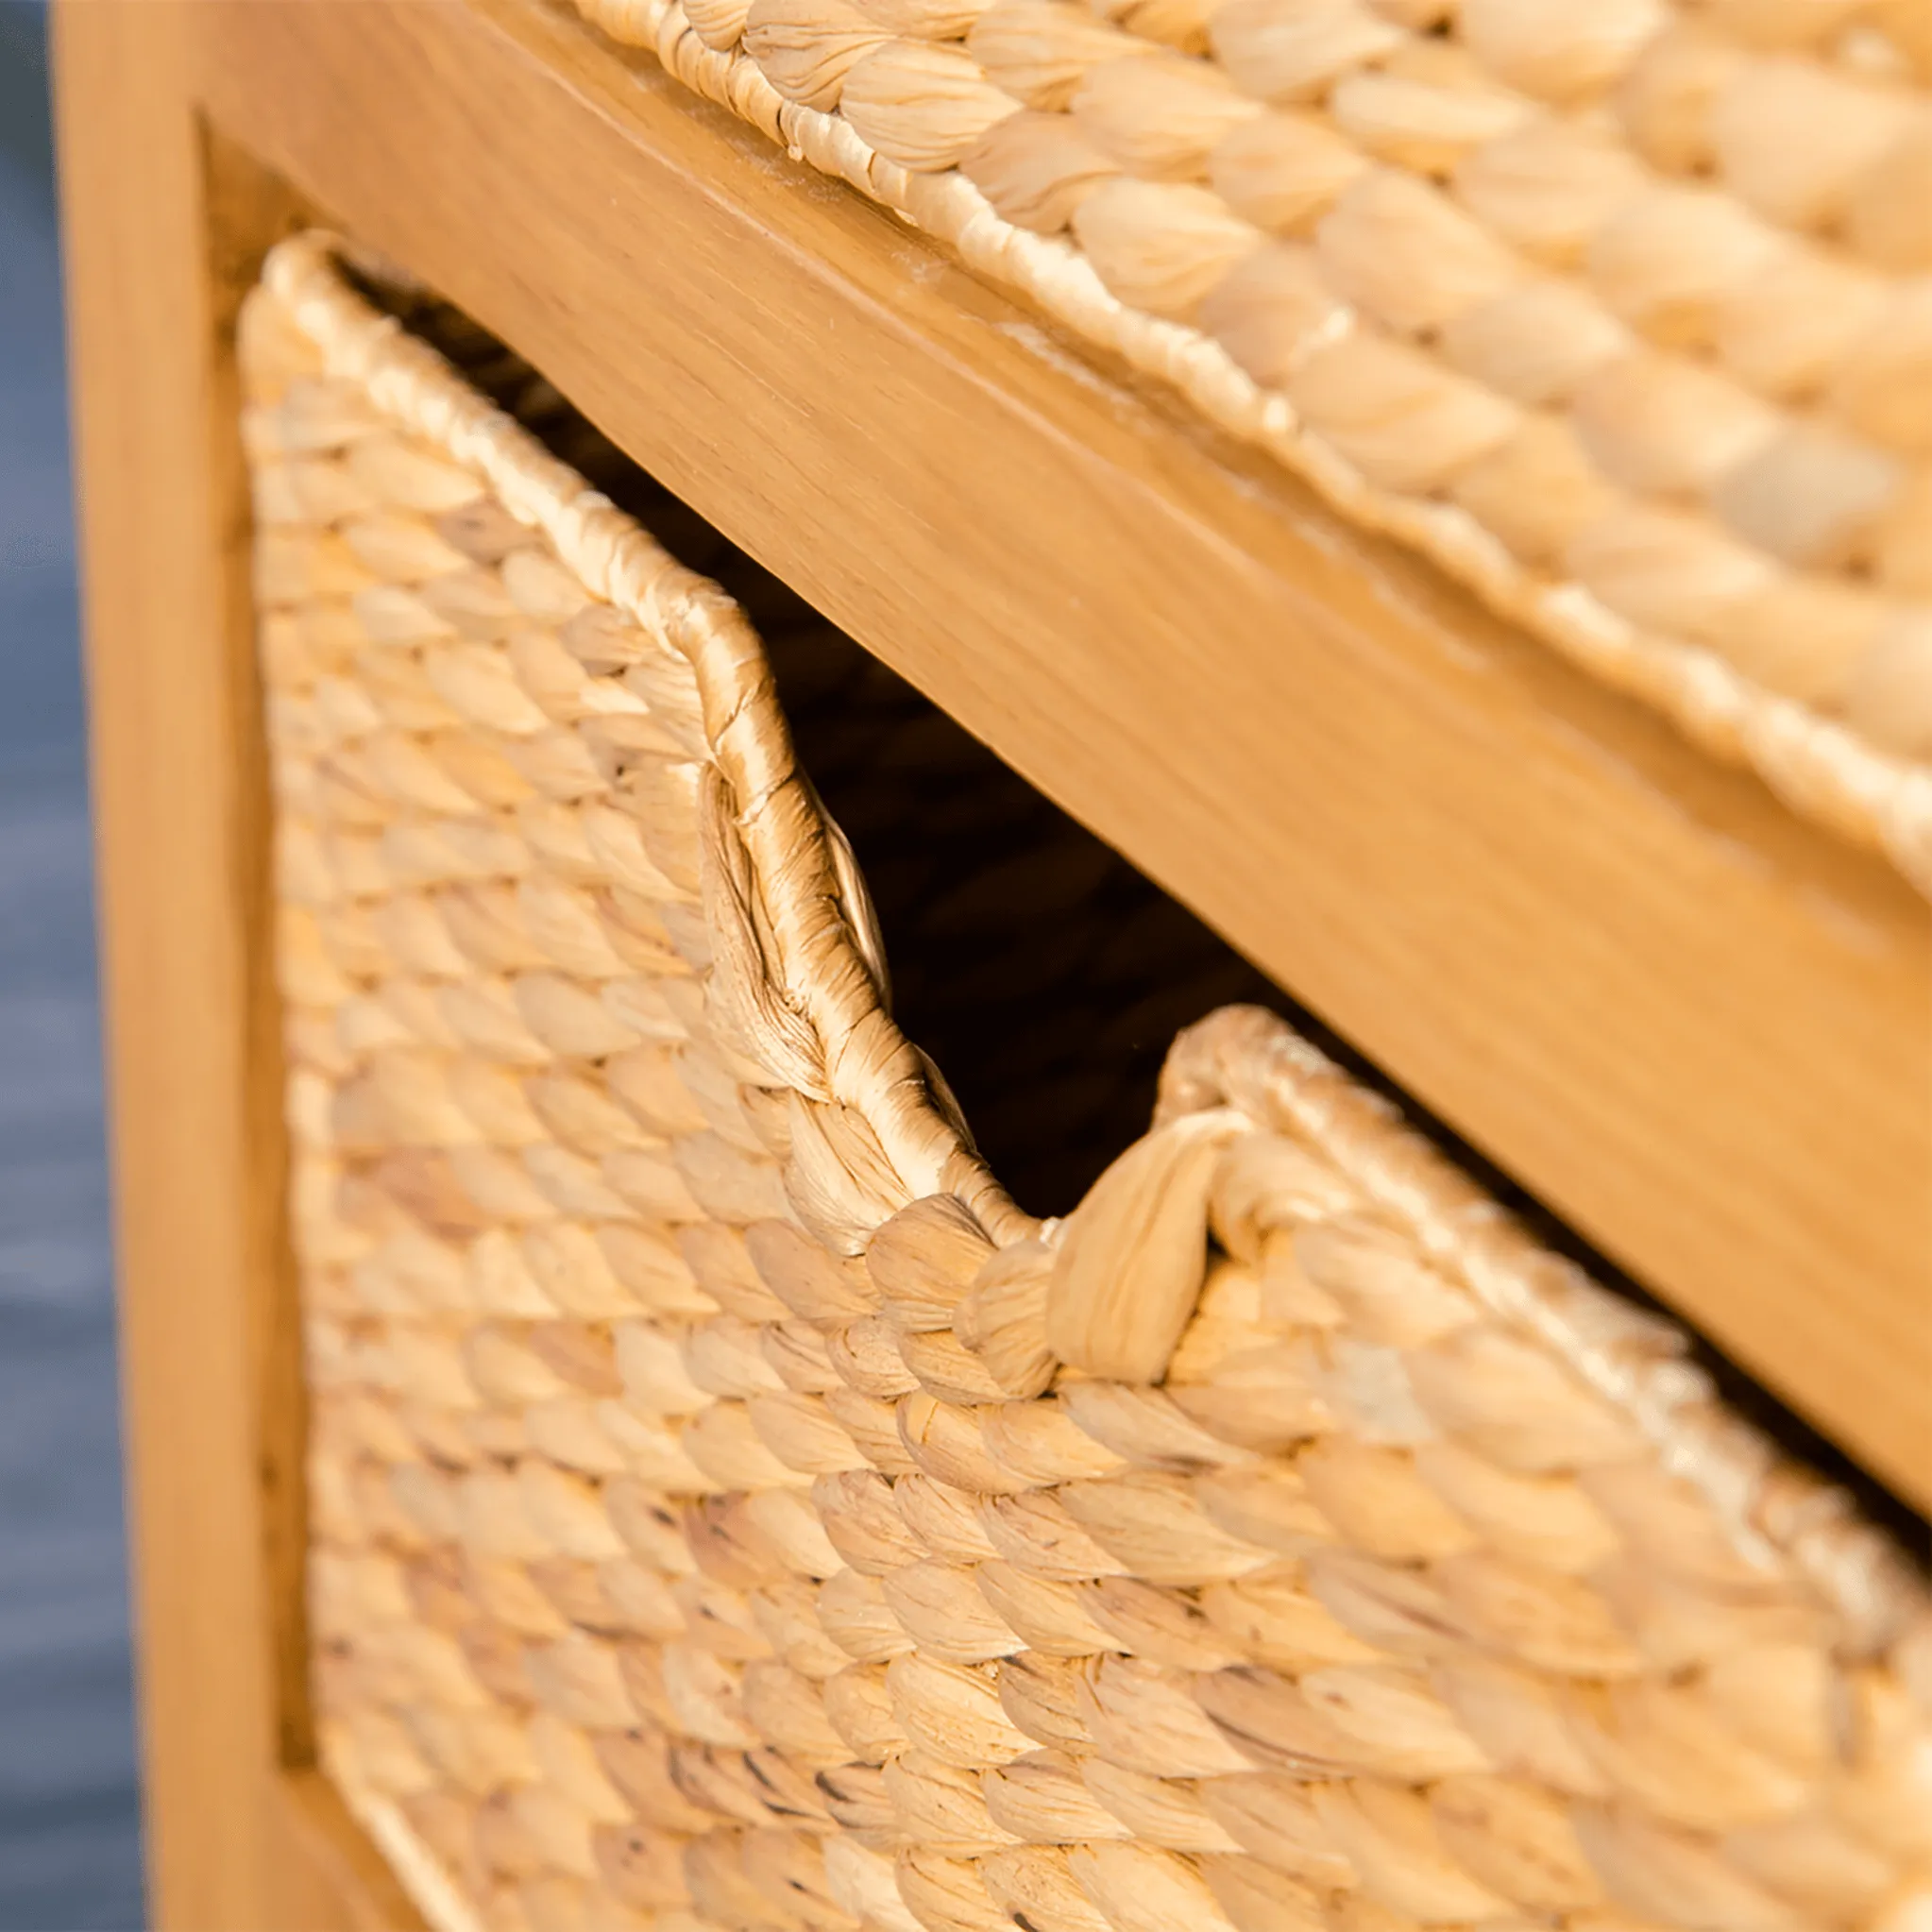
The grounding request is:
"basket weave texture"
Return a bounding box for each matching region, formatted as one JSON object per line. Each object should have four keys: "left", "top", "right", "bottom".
{"left": 572, "top": 0, "right": 1932, "bottom": 893}
{"left": 249, "top": 234, "right": 1932, "bottom": 1932}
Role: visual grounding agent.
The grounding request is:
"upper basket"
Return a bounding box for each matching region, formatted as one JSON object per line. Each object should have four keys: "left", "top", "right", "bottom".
{"left": 572, "top": 0, "right": 1932, "bottom": 896}
{"left": 249, "top": 232, "right": 1932, "bottom": 1932}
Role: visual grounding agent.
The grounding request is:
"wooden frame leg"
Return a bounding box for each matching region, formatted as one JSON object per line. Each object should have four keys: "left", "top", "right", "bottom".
{"left": 53, "top": 6, "right": 421, "bottom": 1924}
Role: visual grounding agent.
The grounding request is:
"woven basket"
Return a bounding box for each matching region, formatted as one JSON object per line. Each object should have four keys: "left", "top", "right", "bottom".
{"left": 572, "top": 0, "right": 1932, "bottom": 894}
{"left": 248, "top": 233, "right": 1932, "bottom": 1932}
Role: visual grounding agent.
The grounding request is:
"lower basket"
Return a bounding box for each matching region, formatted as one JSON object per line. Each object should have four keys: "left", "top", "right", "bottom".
{"left": 247, "top": 232, "right": 1931, "bottom": 1932}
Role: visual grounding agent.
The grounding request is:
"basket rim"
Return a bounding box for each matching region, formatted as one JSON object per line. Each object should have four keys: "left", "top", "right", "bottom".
{"left": 261, "top": 229, "right": 1032, "bottom": 1248}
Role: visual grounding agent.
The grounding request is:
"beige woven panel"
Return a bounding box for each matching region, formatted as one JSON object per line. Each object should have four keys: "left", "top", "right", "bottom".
{"left": 571, "top": 0, "right": 1932, "bottom": 893}
{"left": 249, "top": 234, "right": 1932, "bottom": 1932}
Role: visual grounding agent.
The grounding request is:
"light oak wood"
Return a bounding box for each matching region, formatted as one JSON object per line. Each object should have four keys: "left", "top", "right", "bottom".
{"left": 53, "top": 8, "right": 423, "bottom": 1926}
{"left": 180, "top": 0, "right": 1930, "bottom": 1504}
{"left": 54, "top": 0, "right": 1932, "bottom": 1915}
{"left": 280, "top": 1772, "right": 435, "bottom": 1932}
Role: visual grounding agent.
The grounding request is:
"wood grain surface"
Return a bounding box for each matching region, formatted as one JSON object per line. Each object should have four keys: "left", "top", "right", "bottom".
{"left": 182, "top": 0, "right": 1930, "bottom": 1505}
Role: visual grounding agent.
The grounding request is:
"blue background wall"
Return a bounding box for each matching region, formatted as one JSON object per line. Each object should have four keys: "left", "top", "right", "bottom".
{"left": 0, "top": 4, "right": 146, "bottom": 1924}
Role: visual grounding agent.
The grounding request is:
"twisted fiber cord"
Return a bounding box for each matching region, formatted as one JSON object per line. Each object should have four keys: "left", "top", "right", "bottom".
{"left": 573, "top": 0, "right": 1932, "bottom": 897}
{"left": 249, "top": 241, "right": 1932, "bottom": 1932}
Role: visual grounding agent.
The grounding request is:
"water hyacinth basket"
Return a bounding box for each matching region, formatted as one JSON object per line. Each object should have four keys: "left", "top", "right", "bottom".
{"left": 572, "top": 0, "right": 1932, "bottom": 892}
{"left": 246, "top": 231, "right": 1932, "bottom": 1932}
